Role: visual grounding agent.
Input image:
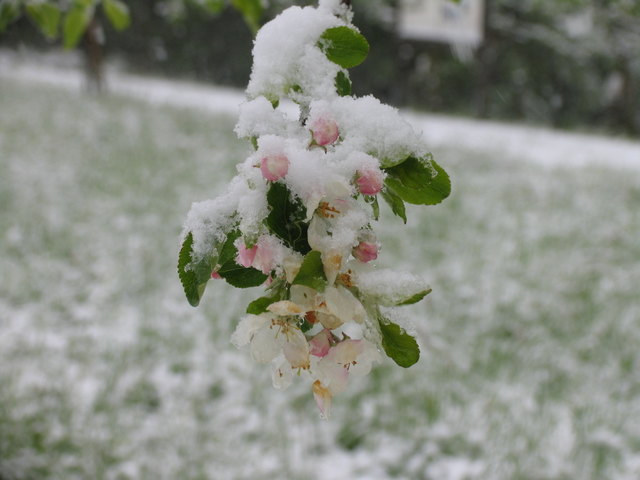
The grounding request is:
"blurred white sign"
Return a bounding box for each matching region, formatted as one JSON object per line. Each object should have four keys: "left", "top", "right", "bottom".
{"left": 399, "top": 0, "right": 485, "bottom": 46}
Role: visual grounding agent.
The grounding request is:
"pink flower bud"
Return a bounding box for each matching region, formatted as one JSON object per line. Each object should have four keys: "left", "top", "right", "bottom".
{"left": 356, "top": 168, "right": 384, "bottom": 195}
{"left": 353, "top": 241, "right": 378, "bottom": 263}
{"left": 236, "top": 243, "right": 257, "bottom": 268}
{"left": 211, "top": 271, "right": 222, "bottom": 279}
{"left": 310, "top": 117, "right": 339, "bottom": 146}
{"left": 260, "top": 154, "right": 289, "bottom": 181}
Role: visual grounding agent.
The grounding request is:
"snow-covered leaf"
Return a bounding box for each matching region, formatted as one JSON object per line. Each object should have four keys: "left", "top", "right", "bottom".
{"left": 396, "top": 289, "right": 432, "bottom": 306}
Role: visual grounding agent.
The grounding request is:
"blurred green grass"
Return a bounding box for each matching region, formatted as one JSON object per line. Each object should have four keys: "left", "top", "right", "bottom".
{"left": 1, "top": 79, "right": 639, "bottom": 480}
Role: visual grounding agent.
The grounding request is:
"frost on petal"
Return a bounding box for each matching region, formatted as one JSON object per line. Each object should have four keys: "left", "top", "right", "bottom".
{"left": 352, "top": 241, "right": 378, "bottom": 263}
{"left": 231, "top": 314, "right": 269, "bottom": 348}
{"left": 268, "top": 300, "right": 304, "bottom": 316}
{"left": 282, "top": 326, "right": 310, "bottom": 369}
{"left": 326, "top": 339, "right": 364, "bottom": 366}
{"left": 236, "top": 241, "right": 258, "bottom": 268}
{"left": 348, "top": 339, "right": 382, "bottom": 377}
{"left": 322, "top": 252, "right": 344, "bottom": 286}
{"left": 309, "top": 329, "right": 332, "bottom": 357}
{"left": 325, "top": 285, "right": 366, "bottom": 324}
{"left": 316, "top": 357, "right": 350, "bottom": 395}
{"left": 312, "top": 380, "right": 333, "bottom": 419}
{"left": 283, "top": 253, "right": 303, "bottom": 283}
{"left": 272, "top": 355, "right": 294, "bottom": 390}
{"left": 253, "top": 234, "right": 287, "bottom": 275}
{"left": 289, "top": 285, "right": 319, "bottom": 311}
{"left": 250, "top": 321, "right": 284, "bottom": 363}
{"left": 316, "top": 312, "right": 344, "bottom": 330}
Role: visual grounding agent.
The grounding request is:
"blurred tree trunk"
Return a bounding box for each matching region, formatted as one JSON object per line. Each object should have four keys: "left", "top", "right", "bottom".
{"left": 83, "top": 17, "right": 104, "bottom": 94}
{"left": 611, "top": 58, "right": 638, "bottom": 135}
{"left": 473, "top": 0, "right": 496, "bottom": 118}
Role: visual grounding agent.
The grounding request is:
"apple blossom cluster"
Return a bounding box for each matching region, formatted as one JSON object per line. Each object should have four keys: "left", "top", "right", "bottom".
{"left": 178, "top": 0, "right": 450, "bottom": 418}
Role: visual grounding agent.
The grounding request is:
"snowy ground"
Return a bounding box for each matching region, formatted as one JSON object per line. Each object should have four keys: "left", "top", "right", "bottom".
{"left": 1, "top": 51, "right": 640, "bottom": 480}
{"left": 1, "top": 49, "right": 639, "bottom": 171}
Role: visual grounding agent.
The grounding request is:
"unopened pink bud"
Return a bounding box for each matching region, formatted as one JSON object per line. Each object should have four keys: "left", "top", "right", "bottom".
{"left": 237, "top": 243, "right": 257, "bottom": 268}
{"left": 353, "top": 241, "right": 378, "bottom": 263}
{"left": 311, "top": 117, "right": 339, "bottom": 146}
{"left": 260, "top": 154, "right": 289, "bottom": 181}
{"left": 356, "top": 168, "right": 384, "bottom": 195}
{"left": 211, "top": 271, "right": 222, "bottom": 279}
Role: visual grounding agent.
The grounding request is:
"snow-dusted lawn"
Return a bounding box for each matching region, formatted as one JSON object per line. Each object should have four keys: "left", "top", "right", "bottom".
{"left": 1, "top": 72, "right": 639, "bottom": 479}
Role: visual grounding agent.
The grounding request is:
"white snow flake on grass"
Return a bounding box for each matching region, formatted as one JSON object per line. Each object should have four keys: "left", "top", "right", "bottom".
{"left": 1, "top": 52, "right": 640, "bottom": 479}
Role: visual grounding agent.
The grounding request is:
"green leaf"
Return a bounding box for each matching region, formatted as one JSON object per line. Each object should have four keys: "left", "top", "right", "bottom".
{"left": 384, "top": 156, "right": 451, "bottom": 206}
{"left": 379, "top": 319, "right": 420, "bottom": 368}
{"left": 0, "top": 3, "right": 21, "bottom": 33}
{"left": 246, "top": 296, "right": 277, "bottom": 315}
{"left": 266, "top": 182, "right": 311, "bottom": 255}
{"left": 178, "top": 232, "right": 213, "bottom": 307}
{"left": 396, "top": 288, "right": 432, "bottom": 306}
{"left": 217, "top": 229, "right": 241, "bottom": 266}
{"left": 25, "top": 3, "right": 61, "bottom": 39}
{"left": 297, "top": 316, "right": 313, "bottom": 333}
{"left": 335, "top": 71, "right": 352, "bottom": 96}
{"left": 63, "top": 4, "right": 92, "bottom": 49}
{"left": 319, "top": 26, "right": 369, "bottom": 69}
{"left": 231, "top": 0, "right": 262, "bottom": 34}
{"left": 218, "top": 260, "right": 268, "bottom": 288}
{"left": 292, "top": 250, "right": 327, "bottom": 292}
{"left": 380, "top": 188, "right": 407, "bottom": 223}
{"left": 200, "top": 0, "right": 225, "bottom": 14}
{"left": 102, "top": 0, "right": 130, "bottom": 31}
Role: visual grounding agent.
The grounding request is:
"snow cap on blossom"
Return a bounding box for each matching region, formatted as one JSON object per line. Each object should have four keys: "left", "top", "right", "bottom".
{"left": 356, "top": 167, "right": 384, "bottom": 195}
{"left": 260, "top": 154, "right": 289, "bottom": 181}
{"left": 179, "top": 0, "right": 450, "bottom": 418}
{"left": 353, "top": 240, "right": 378, "bottom": 263}
{"left": 311, "top": 116, "right": 340, "bottom": 146}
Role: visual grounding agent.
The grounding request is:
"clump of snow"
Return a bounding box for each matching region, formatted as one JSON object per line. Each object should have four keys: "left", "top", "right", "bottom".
{"left": 235, "top": 96, "right": 293, "bottom": 139}
{"left": 183, "top": 186, "right": 239, "bottom": 263}
{"left": 319, "top": 96, "right": 429, "bottom": 167}
{"left": 247, "top": 6, "right": 344, "bottom": 104}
